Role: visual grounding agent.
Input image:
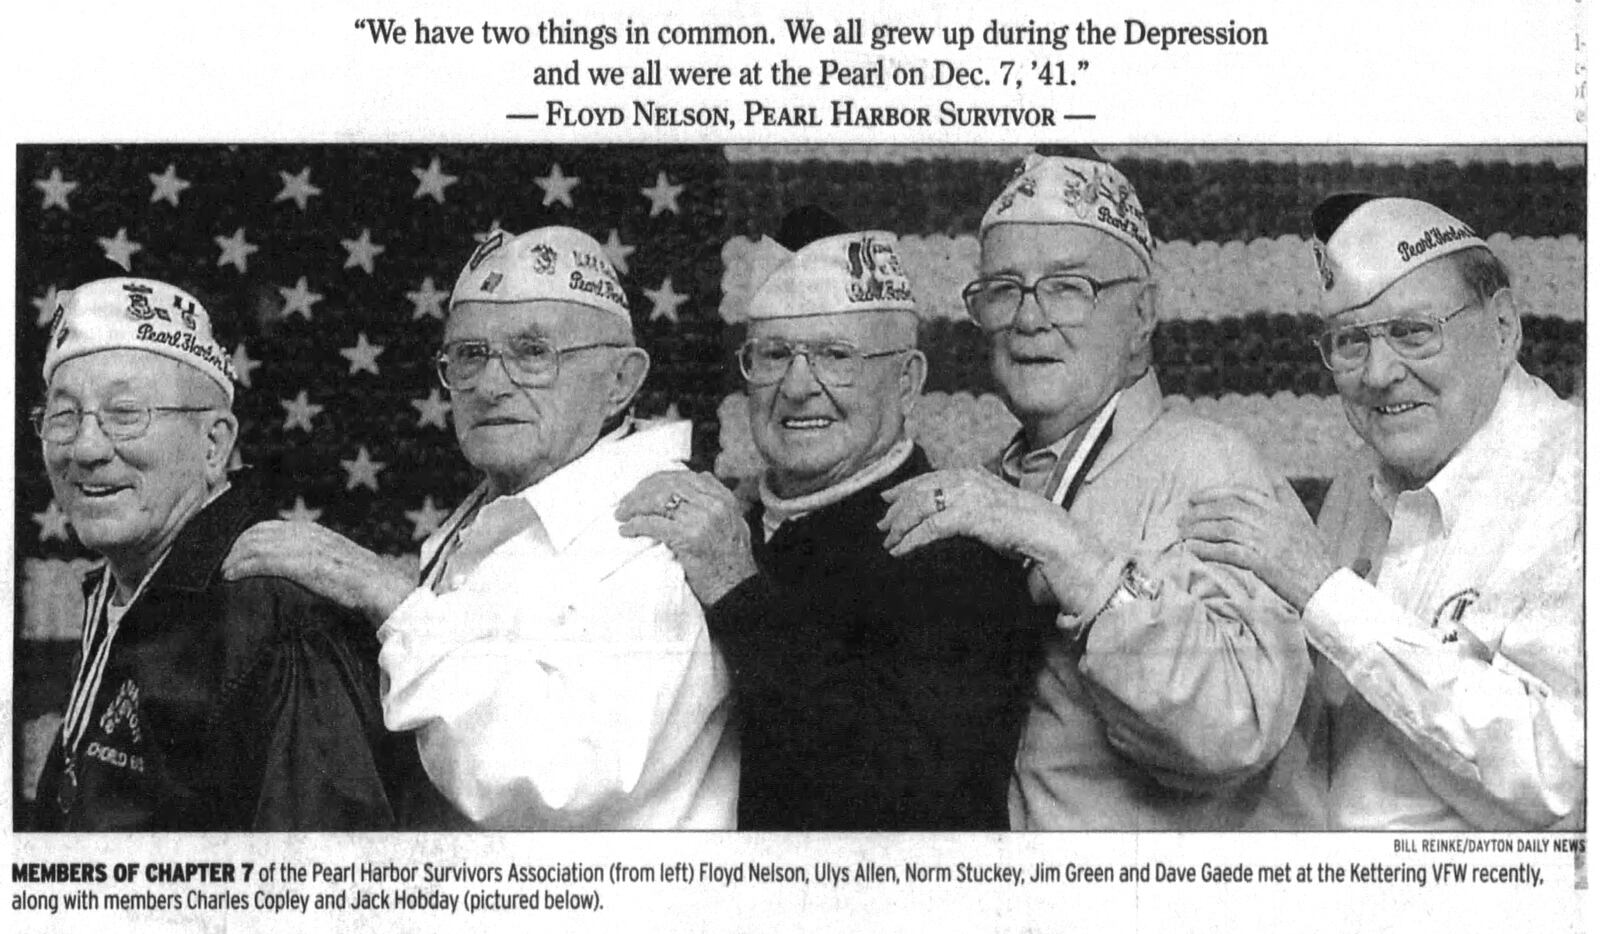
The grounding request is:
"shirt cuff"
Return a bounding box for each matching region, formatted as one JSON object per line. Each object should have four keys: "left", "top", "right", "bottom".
{"left": 1301, "top": 567, "right": 1403, "bottom": 674}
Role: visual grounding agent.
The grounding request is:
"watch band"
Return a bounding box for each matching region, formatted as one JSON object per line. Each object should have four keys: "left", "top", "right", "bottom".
{"left": 1073, "top": 560, "right": 1156, "bottom": 650}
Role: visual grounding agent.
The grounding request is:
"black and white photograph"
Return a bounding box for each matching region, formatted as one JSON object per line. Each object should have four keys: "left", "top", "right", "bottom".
{"left": 13, "top": 142, "right": 1585, "bottom": 837}
{"left": 3, "top": 0, "right": 1590, "bottom": 931}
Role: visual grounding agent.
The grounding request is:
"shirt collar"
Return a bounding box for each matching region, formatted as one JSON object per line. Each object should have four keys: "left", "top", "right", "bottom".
{"left": 998, "top": 427, "right": 1076, "bottom": 486}
{"left": 999, "top": 369, "right": 1163, "bottom": 486}
{"left": 759, "top": 437, "right": 914, "bottom": 538}
{"left": 135, "top": 479, "right": 258, "bottom": 594}
{"left": 509, "top": 419, "right": 693, "bottom": 553}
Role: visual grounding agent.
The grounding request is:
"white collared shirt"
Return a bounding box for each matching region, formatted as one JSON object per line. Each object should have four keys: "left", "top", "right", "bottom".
{"left": 378, "top": 421, "right": 739, "bottom": 829}
{"left": 1305, "top": 366, "right": 1583, "bottom": 830}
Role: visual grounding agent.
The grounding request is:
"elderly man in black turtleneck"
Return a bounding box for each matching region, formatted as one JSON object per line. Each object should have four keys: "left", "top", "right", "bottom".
{"left": 618, "top": 209, "right": 1042, "bottom": 830}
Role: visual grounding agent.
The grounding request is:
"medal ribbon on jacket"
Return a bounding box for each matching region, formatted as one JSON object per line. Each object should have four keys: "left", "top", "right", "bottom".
{"left": 419, "top": 485, "right": 489, "bottom": 594}
{"left": 1041, "top": 391, "right": 1119, "bottom": 511}
{"left": 1002, "top": 389, "right": 1119, "bottom": 511}
{"left": 1005, "top": 392, "right": 1118, "bottom": 604}
{"left": 57, "top": 559, "right": 168, "bottom": 813}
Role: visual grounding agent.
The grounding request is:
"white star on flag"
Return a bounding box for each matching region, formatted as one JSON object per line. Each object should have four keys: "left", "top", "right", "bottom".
{"left": 644, "top": 276, "right": 689, "bottom": 324}
{"left": 148, "top": 164, "right": 192, "bottom": 207}
{"left": 214, "top": 228, "right": 260, "bottom": 273}
{"left": 535, "top": 163, "right": 580, "bottom": 208}
{"left": 32, "top": 501, "right": 70, "bottom": 542}
{"left": 35, "top": 169, "right": 79, "bottom": 211}
{"left": 411, "top": 389, "right": 452, "bottom": 429}
{"left": 231, "top": 344, "right": 261, "bottom": 388}
{"left": 407, "top": 277, "right": 448, "bottom": 320}
{"left": 341, "top": 228, "right": 386, "bottom": 274}
{"left": 279, "top": 497, "right": 323, "bottom": 524}
{"left": 99, "top": 228, "right": 142, "bottom": 271}
{"left": 340, "top": 333, "right": 385, "bottom": 375}
{"left": 145, "top": 164, "right": 190, "bottom": 206}
{"left": 341, "top": 447, "right": 386, "bottom": 492}
{"left": 278, "top": 276, "right": 323, "bottom": 321}
{"left": 275, "top": 167, "right": 322, "bottom": 211}
{"left": 412, "top": 157, "right": 459, "bottom": 203}
{"left": 601, "top": 229, "right": 636, "bottom": 274}
{"left": 32, "top": 285, "right": 60, "bottom": 328}
{"left": 404, "top": 497, "right": 451, "bottom": 541}
{"left": 640, "top": 171, "right": 685, "bottom": 217}
{"left": 280, "top": 390, "right": 324, "bottom": 432}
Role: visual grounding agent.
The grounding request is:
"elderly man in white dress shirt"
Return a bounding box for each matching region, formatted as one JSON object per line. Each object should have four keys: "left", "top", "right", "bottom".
{"left": 225, "top": 226, "right": 738, "bottom": 829}
{"left": 1181, "top": 194, "right": 1583, "bottom": 830}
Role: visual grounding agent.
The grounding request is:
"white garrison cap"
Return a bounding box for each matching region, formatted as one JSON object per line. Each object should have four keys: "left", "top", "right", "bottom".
{"left": 981, "top": 153, "right": 1155, "bottom": 269}
{"left": 43, "top": 278, "right": 236, "bottom": 401}
{"left": 1311, "top": 195, "right": 1487, "bottom": 316}
{"left": 747, "top": 230, "right": 917, "bottom": 321}
{"left": 450, "top": 226, "right": 632, "bottom": 326}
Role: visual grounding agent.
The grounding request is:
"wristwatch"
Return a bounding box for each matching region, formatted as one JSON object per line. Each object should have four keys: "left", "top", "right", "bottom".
{"left": 1074, "top": 560, "right": 1158, "bottom": 649}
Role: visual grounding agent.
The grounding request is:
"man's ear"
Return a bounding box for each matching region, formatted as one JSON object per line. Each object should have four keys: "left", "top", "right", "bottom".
{"left": 897, "top": 349, "right": 928, "bottom": 413}
{"left": 608, "top": 347, "right": 651, "bottom": 418}
{"left": 1130, "top": 278, "right": 1160, "bottom": 351}
{"left": 1487, "top": 287, "right": 1522, "bottom": 370}
{"left": 204, "top": 411, "right": 240, "bottom": 483}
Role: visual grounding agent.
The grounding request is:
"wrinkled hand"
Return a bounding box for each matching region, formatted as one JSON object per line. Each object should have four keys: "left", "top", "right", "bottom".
{"left": 879, "top": 468, "right": 1116, "bottom": 612}
{"left": 222, "top": 520, "right": 414, "bottom": 626}
{"left": 616, "top": 470, "right": 758, "bottom": 606}
{"left": 1178, "top": 476, "right": 1338, "bottom": 612}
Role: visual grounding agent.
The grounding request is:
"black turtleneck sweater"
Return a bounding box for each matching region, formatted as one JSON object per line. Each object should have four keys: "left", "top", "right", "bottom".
{"left": 706, "top": 446, "right": 1044, "bottom": 830}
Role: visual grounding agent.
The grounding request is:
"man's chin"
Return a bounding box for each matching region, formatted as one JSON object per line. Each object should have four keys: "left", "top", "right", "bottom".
{"left": 765, "top": 454, "right": 852, "bottom": 498}
{"left": 463, "top": 436, "right": 540, "bottom": 468}
{"left": 1367, "top": 439, "right": 1446, "bottom": 489}
{"left": 69, "top": 521, "right": 129, "bottom": 556}
{"left": 1001, "top": 388, "right": 1079, "bottom": 425}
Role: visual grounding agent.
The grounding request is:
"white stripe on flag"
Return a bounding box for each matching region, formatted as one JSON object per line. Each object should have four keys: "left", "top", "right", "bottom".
{"left": 721, "top": 234, "right": 1586, "bottom": 324}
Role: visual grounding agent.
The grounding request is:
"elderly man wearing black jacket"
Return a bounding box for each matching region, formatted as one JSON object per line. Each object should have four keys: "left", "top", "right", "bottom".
{"left": 29, "top": 277, "right": 417, "bottom": 831}
{"left": 618, "top": 210, "right": 1043, "bottom": 830}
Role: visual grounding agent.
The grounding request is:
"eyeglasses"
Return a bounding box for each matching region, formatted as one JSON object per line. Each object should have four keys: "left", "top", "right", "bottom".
{"left": 1314, "top": 303, "right": 1475, "bottom": 372}
{"left": 31, "top": 403, "right": 214, "bottom": 444}
{"left": 436, "top": 335, "right": 629, "bottom": 390}
{"left": 961, "top": 273, "right": 1144, "bottom": 332}
{"left": 737, "top": 338, "right": 909, "bottom": 387}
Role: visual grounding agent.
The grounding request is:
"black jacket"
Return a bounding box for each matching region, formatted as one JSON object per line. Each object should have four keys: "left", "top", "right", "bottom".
{"left": 707, "top": 447, "right": 1045, "bottom": 830}
{"left": 32, "top": 479, "right": 426, "bottom": 831}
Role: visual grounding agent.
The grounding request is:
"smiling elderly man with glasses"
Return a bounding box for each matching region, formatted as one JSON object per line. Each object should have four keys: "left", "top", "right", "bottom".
{"left": 878, "top": 151, "right": 1318, "bottom": 831}
{"left": 1181, "top": 195, "right": 1583, "bottom": 831}
{"left": 225, "top": 226, "right": 738, "bottom": 830}
{"left": 615, "top": 208, "right": 1041, "bottom": 830}
{"left": 30, "top": 278, "right": 416, "bottom": 831}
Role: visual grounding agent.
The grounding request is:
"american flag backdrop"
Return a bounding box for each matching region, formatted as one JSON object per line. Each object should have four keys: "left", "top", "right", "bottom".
{"left": 13, "top": 144, "right": 1586, "bottom": 819}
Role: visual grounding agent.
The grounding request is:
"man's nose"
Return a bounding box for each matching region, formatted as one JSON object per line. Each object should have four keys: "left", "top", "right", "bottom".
{"left": 472, "top": 352, "right": 521, "bottom": 397}
{"left": 1011, "top": 292, "right": 1054, "bottom": 334}
{"left": 65, "top": 412, "right": 116, "bottom": 464}
{"left": 1359, "top": 335, "right": 1408, "bottom": 390}
{"left": 777, "top": 351, "right": 824, "bottom": 398}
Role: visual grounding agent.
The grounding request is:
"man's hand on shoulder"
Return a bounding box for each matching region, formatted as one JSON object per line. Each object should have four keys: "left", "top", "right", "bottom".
{"left": 878, "top": 467, "right": 1118, "bottom": 610}
{"left": 223, "top": 520, "right": 413, "bottom": 627}
{"left": 616, "top": 470, "right": 758, "bottom": 606}
{"left": 1179, "top": 476, "right": 1338, "bottom": 612}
